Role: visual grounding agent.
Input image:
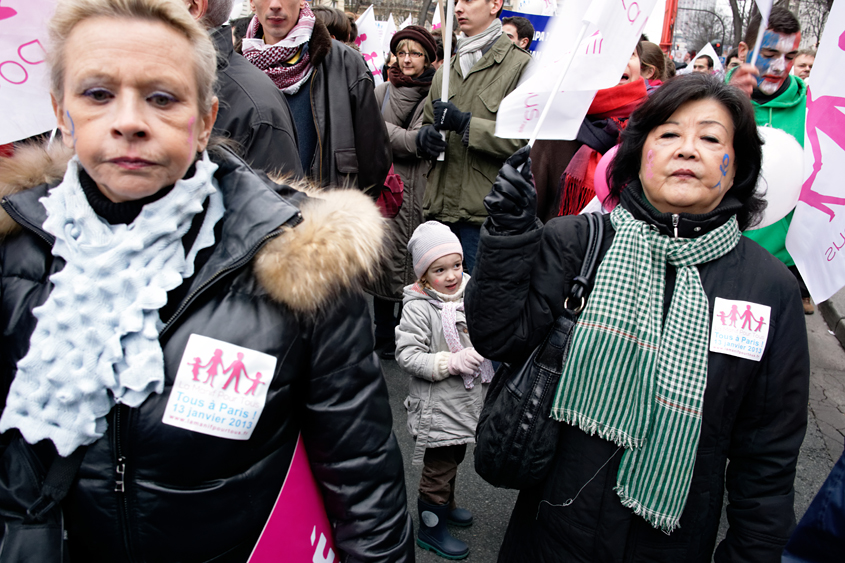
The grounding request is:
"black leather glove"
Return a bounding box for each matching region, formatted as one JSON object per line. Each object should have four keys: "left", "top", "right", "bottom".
{"left": 432, "top": 100, "right": 471, "bottom": 135}
{"left": 416, "top": 125, "right": 447, "bottom": 160}
{"left": 483, "top": 145, "right": 537, "bottom": 235}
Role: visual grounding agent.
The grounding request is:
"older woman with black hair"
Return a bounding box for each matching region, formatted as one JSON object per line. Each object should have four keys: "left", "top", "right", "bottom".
{"left": 466, "top": 74, "right": 809, "bottom": 562}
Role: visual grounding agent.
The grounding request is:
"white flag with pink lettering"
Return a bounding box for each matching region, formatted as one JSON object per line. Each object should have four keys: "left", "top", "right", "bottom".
{"left": 496, "top": 0, "right": 656, "bottom": 140}
{"left": 382, "top": 14, "right": 397, "bottom": 55}
{"left": 785, "top": 0, "right": 845, "bottom": 303}
{"left": 355, "top": 6, "right": 385, "bottom": 86}
{"left": 0, "top": 0, "right": 56, "bottom": 144}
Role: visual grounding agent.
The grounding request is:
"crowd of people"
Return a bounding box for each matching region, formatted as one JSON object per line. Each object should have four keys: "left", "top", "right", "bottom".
{"left": 0, "top": 0, "right": 835, "bottom": 561}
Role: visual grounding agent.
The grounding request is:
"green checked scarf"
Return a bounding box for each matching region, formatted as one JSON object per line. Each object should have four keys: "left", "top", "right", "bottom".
{"left": 551, "top": 204, "right": 740, "bottom": 532}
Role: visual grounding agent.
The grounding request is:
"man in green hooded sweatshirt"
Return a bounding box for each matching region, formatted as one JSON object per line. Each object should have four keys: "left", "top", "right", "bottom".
{"left": 729, "top": 6, "right": 812, "bottom": 313}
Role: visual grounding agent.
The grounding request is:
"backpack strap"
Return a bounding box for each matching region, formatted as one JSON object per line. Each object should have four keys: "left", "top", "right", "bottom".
{"left": 24, "top": 446, "right": 87, "bottom": 524}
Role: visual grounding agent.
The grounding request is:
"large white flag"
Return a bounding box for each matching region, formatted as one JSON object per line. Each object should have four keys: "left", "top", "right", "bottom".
{"left": 785, "top": 0, "right": 845, "bottom": 303}
{"left": 355, "top": 5, "right": 385, "bottom": 86}
{"left": 382, "top": 14, "right": 397, "bottom": 54}
{"left": 0, "top": 0, "right": 56, "bottom": 145}
{"left": 399, "top": 13, "right": 413, "bottom": 30}
{"left": 496, "top": 0, "right": 656, "bottom": 140}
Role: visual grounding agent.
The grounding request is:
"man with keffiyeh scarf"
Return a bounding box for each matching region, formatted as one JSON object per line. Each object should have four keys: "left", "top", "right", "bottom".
{"left": 244, "top": 0, "right": 390, "bottom": 195}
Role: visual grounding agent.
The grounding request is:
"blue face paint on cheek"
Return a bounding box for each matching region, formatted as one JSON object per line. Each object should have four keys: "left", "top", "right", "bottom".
{"left": 713, "top": 153, "right": 730, "bottom": 192}
{"left": 65, "top": 110, "right": 76, "bottom": 147}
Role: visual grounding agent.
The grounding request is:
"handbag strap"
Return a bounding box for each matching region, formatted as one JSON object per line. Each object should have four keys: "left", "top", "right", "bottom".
{"left": 564, "top": 212, "right": 604, "bottom": 313}
{"left": 24, "top": 445, "right": 87, "bottom": 524}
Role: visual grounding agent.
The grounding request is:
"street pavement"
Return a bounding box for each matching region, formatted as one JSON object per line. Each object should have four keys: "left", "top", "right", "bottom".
{"left": 375, "top": 299, "right": 844, "bottom": 562}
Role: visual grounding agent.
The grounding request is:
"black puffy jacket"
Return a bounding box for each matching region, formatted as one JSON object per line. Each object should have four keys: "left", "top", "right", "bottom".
{"left": 0, "top": 145, "right": 413, "bottom": 562}
{"left": 466, "top": 186, "right": 810, "bottom": 563}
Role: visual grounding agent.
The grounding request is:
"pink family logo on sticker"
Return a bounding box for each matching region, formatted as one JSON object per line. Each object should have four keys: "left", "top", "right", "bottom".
{"left": 709, "top": 297, "right": 771, "bottom": 362}
{"left": 163, "top": 334, "right": 276, "bottom": 440}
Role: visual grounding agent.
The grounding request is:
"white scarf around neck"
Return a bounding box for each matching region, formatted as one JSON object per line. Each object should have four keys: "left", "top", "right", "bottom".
{"left": 0, "top": 153, "right": 225, "bottom": 456}
{"left": 456, "top": 18, "right": 502, "bottom": 76}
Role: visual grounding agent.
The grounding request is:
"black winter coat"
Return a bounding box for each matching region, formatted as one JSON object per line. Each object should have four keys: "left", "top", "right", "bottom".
{"left": 211, "top": 27, "right": 302, "bottom": 178}
{"left": 466, "top": 186, "right": 810, "bottom": 563}
{"left": 304, "top": 21, "right": 391, "bottom": 196}
{"left": 0, "top": 145, "right": 413, "bottom": 562}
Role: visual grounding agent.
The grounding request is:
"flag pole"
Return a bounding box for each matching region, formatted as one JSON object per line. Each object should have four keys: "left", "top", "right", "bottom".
{"left": 437, "top": 0, "right": 454, "bottom": 161}
{"left": 525, "top": 22, "right": 590, "bottom": 149}
{"left": 748, "top": 15, "right": 769, "bottom": 68}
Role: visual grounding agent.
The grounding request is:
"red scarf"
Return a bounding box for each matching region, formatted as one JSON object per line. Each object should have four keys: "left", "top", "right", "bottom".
{"left": 558, "top": 79, "right": 647, "bottom": 216}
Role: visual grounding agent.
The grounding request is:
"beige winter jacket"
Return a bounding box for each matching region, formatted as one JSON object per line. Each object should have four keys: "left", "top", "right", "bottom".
{"left": 395, "top": 276, "right": 486, "bottom": 465}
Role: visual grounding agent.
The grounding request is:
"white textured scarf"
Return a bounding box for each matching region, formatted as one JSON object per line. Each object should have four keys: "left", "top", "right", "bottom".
{"left": 456, "top": 18, "right": 502, "bottom": 76}
{"left": 0, "top": 153, "right": 225, "bottom": 456}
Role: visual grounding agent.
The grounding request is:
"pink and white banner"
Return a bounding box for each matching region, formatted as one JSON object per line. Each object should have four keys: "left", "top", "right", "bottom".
{"left": 399, "top": 13, "right": 413, "bottom": 31}
{"left": 496, "top": 0, "right": 656, "bottom": 140}
{"left": 786, "top": 0, "right": 845, "bottom": 303}
{"left": 248, "top": 433, "right": 338, "bottom": 563}
{"left": 0, "top": 0, "right": 56, "bottom": 145}
{"left": 382, "top": 13, "right": 397, "bottom": 55}
{"left": 355, "top": 5, "right": 385, "bottom": 86}
{"left": 431, "top": 2, "right": 442, "bottom": 31}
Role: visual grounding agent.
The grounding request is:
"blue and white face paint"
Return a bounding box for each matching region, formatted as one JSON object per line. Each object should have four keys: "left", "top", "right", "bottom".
{"left": 748, "top": 29, "right": 801, "bottom": 95}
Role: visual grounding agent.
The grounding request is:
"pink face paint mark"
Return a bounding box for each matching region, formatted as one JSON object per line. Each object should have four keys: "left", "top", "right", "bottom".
{"left": 645, "top": 149, "right": 654, "bottom": 179}
{"left": 187, "top": 116, "right": 196, "bottom": 148}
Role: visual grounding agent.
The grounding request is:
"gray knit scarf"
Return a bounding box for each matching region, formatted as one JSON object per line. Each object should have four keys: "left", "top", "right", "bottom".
{"left": 456, "top": 19, "right": 502, "bottom": 76}
{"left": 0, "top": 153, "right": 225, "bottom": 456}
{"left": 551, "top": 204, "right": 740, "bottom": 532}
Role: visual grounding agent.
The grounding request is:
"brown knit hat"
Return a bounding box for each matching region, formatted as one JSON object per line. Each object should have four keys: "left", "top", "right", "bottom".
{"left": 390, "top": 25, "right": 437, "bottom": 62}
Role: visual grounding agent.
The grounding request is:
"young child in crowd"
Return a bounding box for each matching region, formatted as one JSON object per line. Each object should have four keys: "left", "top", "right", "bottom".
{"left": 395, "top": 221, "right": 493, "bottom": 560}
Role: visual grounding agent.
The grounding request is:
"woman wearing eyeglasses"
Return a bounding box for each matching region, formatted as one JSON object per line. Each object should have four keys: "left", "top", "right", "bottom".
{"left": 369, "top": 26, "right": 439, "bottom": 359}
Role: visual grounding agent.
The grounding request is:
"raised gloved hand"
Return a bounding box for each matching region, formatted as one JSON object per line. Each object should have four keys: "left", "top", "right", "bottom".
{"left": 483, "top": 145, "right": 537, "bottom": 235}
{"left": 433, "top": 100, "right": 471, "bottom": 135}
{"left": 416, "top": 125, "right": 447, "bottom": 160}
{"left": 447, "top": 348, "right": 484, "bottom": 376}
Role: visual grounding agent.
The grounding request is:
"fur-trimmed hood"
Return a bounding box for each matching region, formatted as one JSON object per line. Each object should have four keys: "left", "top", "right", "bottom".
{"left": 0, "top": 143, "right": 385, "bottom": 315}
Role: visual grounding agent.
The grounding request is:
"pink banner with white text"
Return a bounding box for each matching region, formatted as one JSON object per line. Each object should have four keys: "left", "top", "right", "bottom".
{"left": 248, "top": 433, "right": 338, "bottom": 563}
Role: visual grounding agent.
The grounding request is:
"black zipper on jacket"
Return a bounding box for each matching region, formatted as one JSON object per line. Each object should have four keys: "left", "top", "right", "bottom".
{"left": 309, "top": 68, "right": 323, "bottom": 185}
{"left": 158, "top": 225, "right": 293, "bottom": 340}
{"left": 0, "top": 197, "right": 55, "bottom": 245}
{"left": 113, "top": 404, "right": 135, "bottom": 562}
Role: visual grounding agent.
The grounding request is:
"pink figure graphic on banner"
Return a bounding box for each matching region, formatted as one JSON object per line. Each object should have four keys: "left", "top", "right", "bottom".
{"left": 244, "top": 372, "right": 267, "bottom": 396}
{"left": 740, "top": 305, "right": 757, "bottom": 330}
{"left": 202, "top": 349, "right": 225, "bottom": 387}
{"left": 755, "top": 316, "right": 767, "bottom": 332}
{"left": 354, "top": 33, "right": 366, "bottom": 47}
{"left": 728, "top": 305, "right": 740, "bottom": 327}
{"left": 716, "top": 310, "right": 729, "bottom": 325}
{"left": 187, "top": 357, "right": 204, "bottom": 381}
{"left": 0, "top": 1, "right": 17, "bottom": 21}
{"left": 222, "top": 352, "right": 249, "bottom": 394}
{"left": 799, "top": 30, "right": 845, "bottom": 221}
{"left": 362, "top": 52, "right": 381, "bottom": 76}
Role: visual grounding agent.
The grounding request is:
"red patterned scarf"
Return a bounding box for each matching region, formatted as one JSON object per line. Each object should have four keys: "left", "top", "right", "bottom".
{"left": 242, "top": 4, "right": 316, "bottom": 94}
{"left": 558, "top": 79, "right": 647, "bottom": 216}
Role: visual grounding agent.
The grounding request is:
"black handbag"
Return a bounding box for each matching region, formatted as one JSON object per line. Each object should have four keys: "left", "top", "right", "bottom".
{"left": 474, "top": 212, "right": 604, "bottom": 490}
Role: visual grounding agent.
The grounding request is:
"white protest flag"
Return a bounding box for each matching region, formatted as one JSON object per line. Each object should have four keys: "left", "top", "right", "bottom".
{"left": 785, "top": 0, "right": 845, "bottom": 303}
{"left": 399, "top": 13, "right": 413, "bottom": 30}
{"left": 496, "top": 0, "right": 656, "bottom": 140}
{"left": 431, "top": 2, "right": 442, "bottom": 31}
{"left": 749, "top": 0, "right": 774, "bottom": 65}
{"left": 515, "top": 0, "right": 557, "bottom": 16}
{"left": 0, "top": 0, "right": 56, "bottom": 145}
{"left": 754, "top": 0, "right": 772, "bottom": 24}
{"left": 382, "top": 14, "right": 397, "bottom": 54}
{"left": 355, "top": 5, "right": 385, "bottom": 85}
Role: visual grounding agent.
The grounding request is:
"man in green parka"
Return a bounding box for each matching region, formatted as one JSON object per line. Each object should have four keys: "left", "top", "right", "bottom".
{"left": 729, "top": 6, "right": 813, "bottom": 313}
{"left": 415, "top": 0, "right": 531, "bottom": 272}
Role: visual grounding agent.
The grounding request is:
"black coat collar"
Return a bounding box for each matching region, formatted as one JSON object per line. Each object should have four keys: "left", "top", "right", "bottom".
{"left": 620, "top": 180, "right": 742, "bottom": 239}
